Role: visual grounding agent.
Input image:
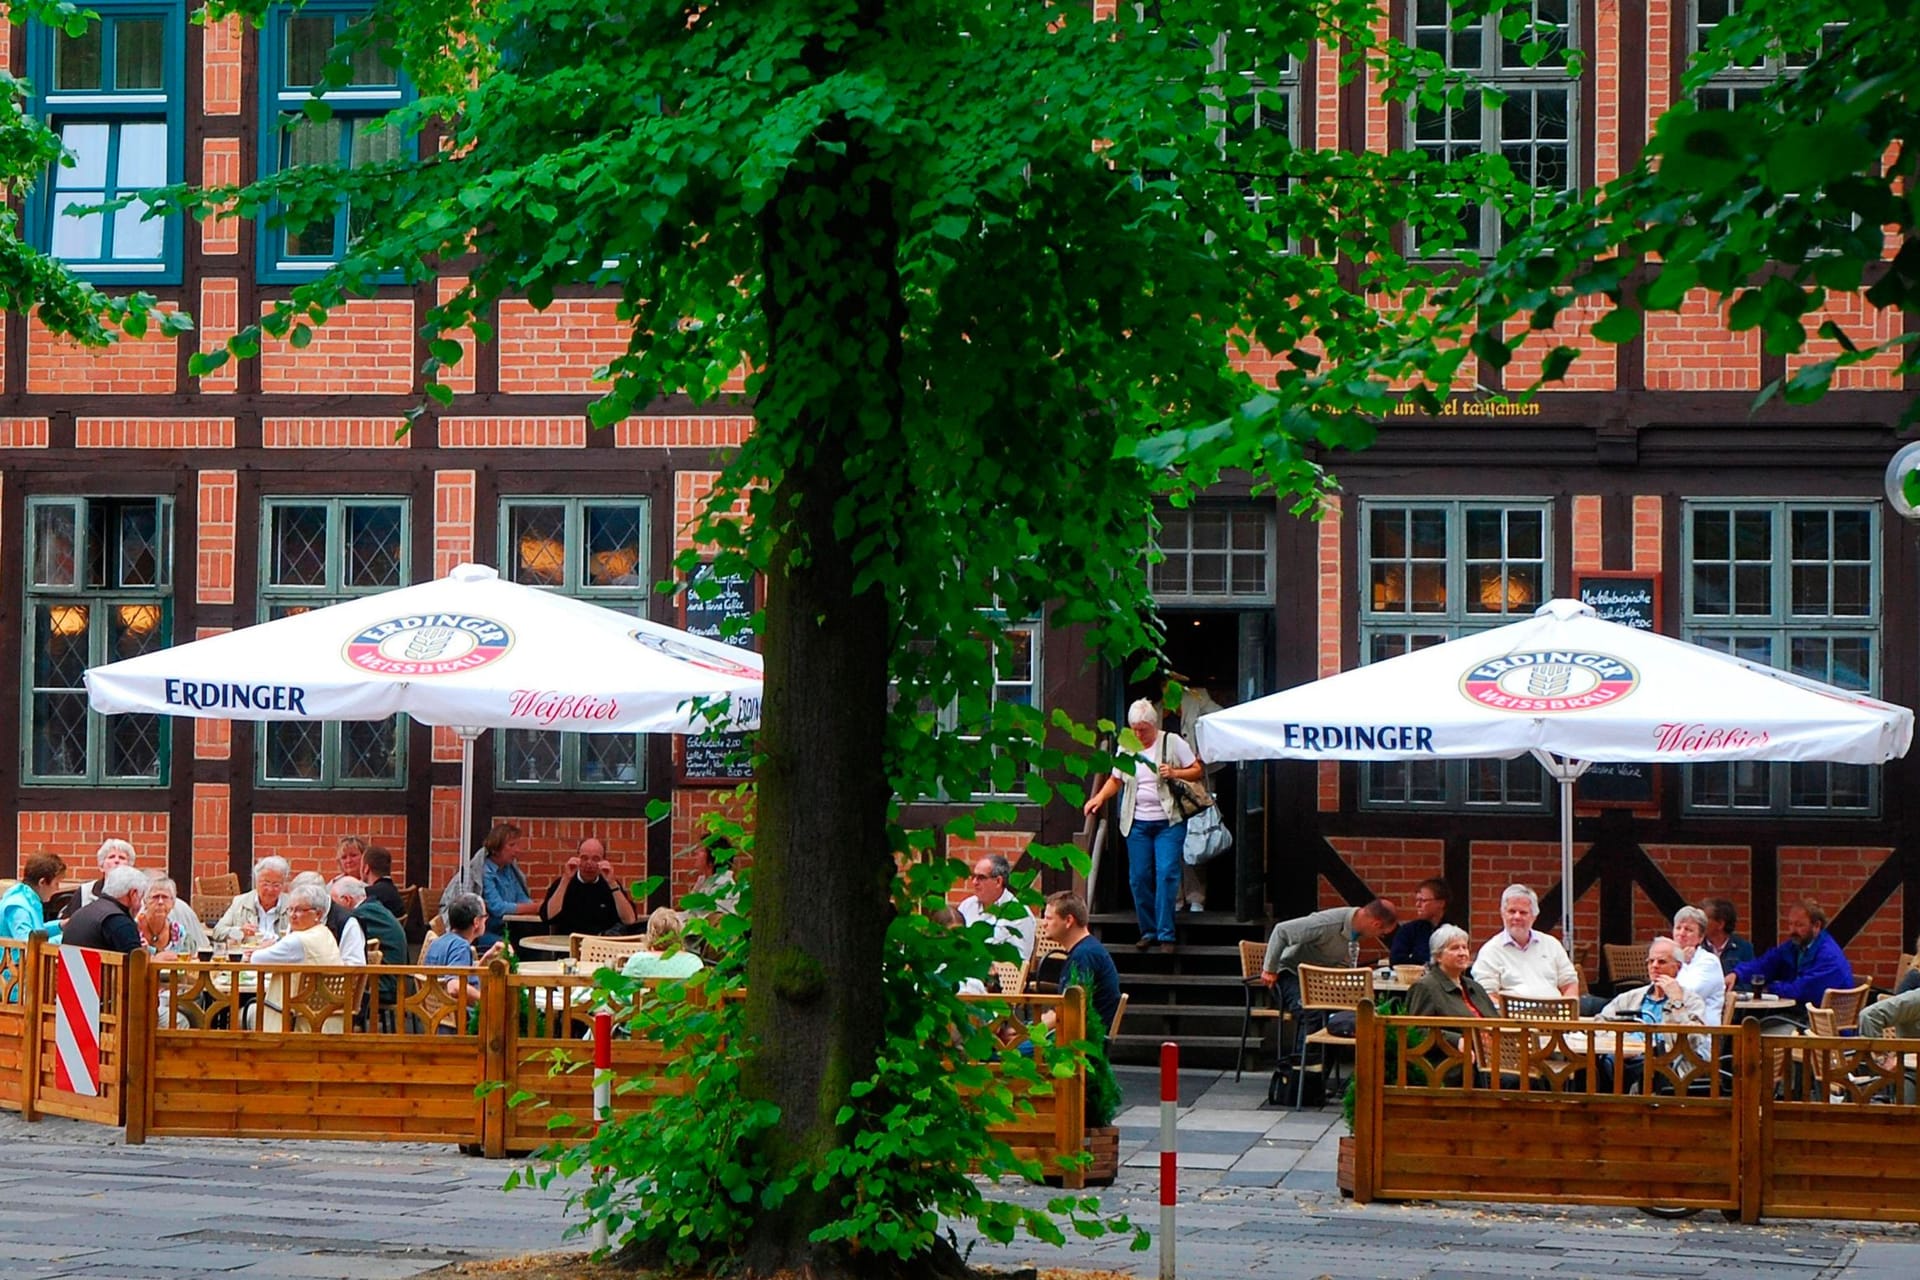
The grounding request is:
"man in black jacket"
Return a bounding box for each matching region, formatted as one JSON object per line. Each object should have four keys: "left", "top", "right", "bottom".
{"left": 61, "top": 867, "right": 146, "bottom": 953}
{"left": 540, "top": 838, "right": 639, "bottom": 937}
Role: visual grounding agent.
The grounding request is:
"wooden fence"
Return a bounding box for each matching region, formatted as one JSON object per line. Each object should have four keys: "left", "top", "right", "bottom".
{"left": 0, "top": 936, "right": 141, "bottom": 1126}
{"left": 1353, "top": 1006, "right": 1920, "bottom": 1223}
{"left": 0, "top": 940, "right": 28, "bottom": 1111}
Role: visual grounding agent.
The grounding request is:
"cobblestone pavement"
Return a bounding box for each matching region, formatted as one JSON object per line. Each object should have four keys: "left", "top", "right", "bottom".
{"left": 5, "top": 1069, "right": 1918, "bottom": 1279}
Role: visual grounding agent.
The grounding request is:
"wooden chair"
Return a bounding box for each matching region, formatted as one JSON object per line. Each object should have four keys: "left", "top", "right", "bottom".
{"left": 1108, "top": 992, "right": 1129, "bottom": 1038}
{"left": 194, "top": 872, "right": 241, "bottom": 927}
{"left": 1817, "top": 981, "right": 1872, "bottom": 1033}
{"left": 578, "top": 934, "right": 650, "bottom": 972}
{"left": 395, "top": 884, "right": 428, "bottom": 945}
{"left": 1292, "top": 965, "right": 1373, "bottom": 1109}
{"left": 1235, "top": 939, "right": 1281, "bottom": 1082}
{"left": 1501, "top": 994, "right": 1579, "bottom": 1021}
{"left": 989, "top": 961, "right": 1025, "bottom": 995}
{"left": 1602, "top": 943, "right": 1645, "bottom": 994}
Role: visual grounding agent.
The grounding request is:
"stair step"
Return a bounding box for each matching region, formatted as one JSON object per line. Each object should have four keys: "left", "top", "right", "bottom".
{"left": 1110, "top": 1032, "right": 1250, "bottom": 1052}
{"left": 1105, "top": 971, "right": 1252, "bottom": 989}
{"left": 1113, "top": 1002, "right": 1257, "bottom": 1022}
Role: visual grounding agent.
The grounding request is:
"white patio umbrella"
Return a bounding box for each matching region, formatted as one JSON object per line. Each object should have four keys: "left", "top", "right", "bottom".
{"left": 1194, "top": 598, "right": 1913, "bottom": 947}
{"left": 85, "top": 562, "right": 762, "bottom": 865}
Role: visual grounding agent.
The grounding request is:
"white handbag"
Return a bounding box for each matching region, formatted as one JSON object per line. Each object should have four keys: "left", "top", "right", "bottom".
{"left": 1182, "top": 805, "right": 1233, "bottom": 865}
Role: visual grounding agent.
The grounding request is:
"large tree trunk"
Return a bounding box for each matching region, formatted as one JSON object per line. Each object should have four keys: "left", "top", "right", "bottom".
{"left": 737, "top": 55, "right": 909, "bottom": 1277}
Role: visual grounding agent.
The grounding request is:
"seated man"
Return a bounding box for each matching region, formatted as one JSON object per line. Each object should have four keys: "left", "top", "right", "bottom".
{"left": 1471, "top": 884, "right": 1585, "bottom": 1012}
{"left": 1594, "top": 936, "right": 1707, "bottom": 1093}
{"left": 540, "top": 838, "right": 639, "bottom": 937}
{"left": 61, "top": 866, "right": 147, "bottom": 954}
{"left": 1389, "top": 879, "right": 1451, "bottom": 969}
{"left": 424, "top": 892, "right": 504, "bottom": 1008}
{"left": 1730, "top": 900, "right": 1854, "bottom": 1018}
{"left": 1260, "top": 899, "right": 1395, "bottom": 1015}
{"left": 957, "top": 854, "right": 1037, "bottom": 964}
{"left": 1039, "top": 892, "right": 1121, "bottom": 1039}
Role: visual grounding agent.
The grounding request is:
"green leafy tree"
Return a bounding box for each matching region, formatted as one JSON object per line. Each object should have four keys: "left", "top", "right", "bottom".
{"left": 125, "top": 0, "right": 1582, "bottom": 1272}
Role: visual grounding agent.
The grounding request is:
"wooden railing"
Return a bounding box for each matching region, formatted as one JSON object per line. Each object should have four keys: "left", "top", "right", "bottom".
{"left": 0, "top": 939, "right": 30, "bottom": 1111}
{"left": 1354, "top": 1006, "right": 1920, "bottom": 1224}
{"left": 0, "top": 936, "right": 141, "bottom": 1126}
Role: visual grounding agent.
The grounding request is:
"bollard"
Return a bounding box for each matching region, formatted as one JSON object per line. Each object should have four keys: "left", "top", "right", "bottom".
{"left": 1159, "top": 1039, "right": 1177, "bottom": 1280}
{"left": 592, "top": 1010, "right": 612, "bottom": 1253}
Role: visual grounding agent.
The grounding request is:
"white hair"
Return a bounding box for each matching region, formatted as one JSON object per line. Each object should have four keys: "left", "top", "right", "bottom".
{"left": 330, "top": 876, "right": 368, "bottom": 906}
{"left": 147, "top": 876, "right": 179, "bottom": 899}
{"left": 96, "top": 838, "right": 137, "bottom": 870}
{"left": 1125, "top": 698, "right": 1162, "bottom": 729}
{"left": 290, "top": 871, "right": 327, "bottom": 891}
{"left": 253, "top": 856, "right": 292, "bottom": 885}
{"left": 1673, "top": 905, "right": 1709, "bottom": 935}
{"left": 1428, "top": 923, "right": 1471, "bottom": 963}
{"left": 1648, "top": 935, "right": 1681, "bottom": 965}
{"left": 102, "top": 865, "right": 149, "bottom": 901}
{"left": 1500, "top": 884, "right": 1540, "bottom": 916}
{"left": 287, "top": 881, "right": 332, "bottom": 914}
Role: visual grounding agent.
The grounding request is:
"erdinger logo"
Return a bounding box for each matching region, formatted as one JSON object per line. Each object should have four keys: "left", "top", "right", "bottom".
{"left": 631, "top": 630, "right": 761, "bottom": 681}
{"left": 344, "top": 614, "right": 513, "bottom": 676}
{"left": 1460, "top": 650, "right": 1638, "bottom": 714}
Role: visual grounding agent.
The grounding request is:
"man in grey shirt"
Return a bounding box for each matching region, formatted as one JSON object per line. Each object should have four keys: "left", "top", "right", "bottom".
{"left": 1260, "top": 899, "right": 1396, "bottom": 1015}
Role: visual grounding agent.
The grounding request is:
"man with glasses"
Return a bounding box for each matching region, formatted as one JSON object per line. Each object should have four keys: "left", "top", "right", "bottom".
{"left": 1390, "top": 878, "right": 1453, "bottom": 968}
{"left": 957, "top": 854, "right": 1037, "bottom": 963}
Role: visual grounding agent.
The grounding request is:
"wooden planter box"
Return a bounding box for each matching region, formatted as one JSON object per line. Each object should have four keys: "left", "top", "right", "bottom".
{"left": 1336, "top": 1134, "right": 1355, "bottom": 1197}
{"left": 1086, "top": 1125, "right": 1119, "bottom": 1186}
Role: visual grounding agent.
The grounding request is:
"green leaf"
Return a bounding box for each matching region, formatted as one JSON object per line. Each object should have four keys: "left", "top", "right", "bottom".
{"left": 1762, "top": 122, "right": 1879, "bottom": 193}
{"left": 1590, "top": 307, "right": 1642, "bottom": 345}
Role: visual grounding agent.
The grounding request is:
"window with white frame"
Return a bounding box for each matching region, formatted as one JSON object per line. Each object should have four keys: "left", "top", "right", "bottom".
{"left": 498, "top": 498, "right": 649, "bottom": 788}
{"left": 1692, "top": 0, "right": 1845, "bottom": 111}
{"left": 1359, "top": 500, "right": 1551, "bottom": 808}
{"left": 1210, "top": 33, "right": 1299, "bottom": 216}
{"left": 259, "top": 498, "right": 408, "bottom": 786}
{"left": 1408, "top": 0, "right": 1575, "bottom": 255}
{"left": 901, "top": 620, "right": 1043, "bottom": 802}
{"left": 1151, "top": 507, "right": 1274, "bottom": 603}
{"left": 25, "top": 2, "right": 185, "bottom": 283}
{"left": 1683, "top": 501, "right": 1878, "bottom": 814}
{"left": 25, "top": 497, "right": 172, "bottom": 784}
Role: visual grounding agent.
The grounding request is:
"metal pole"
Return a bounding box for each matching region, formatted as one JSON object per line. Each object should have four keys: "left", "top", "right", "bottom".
{"left": 1560, "top": 772, "right": 1575, "bottom": 947}
{"left": 591, "top": 1009, "right": 612, "bottom": 1252}
{"left": 1159, "top": 1040, "right": 1177, "bottom": 1280}
{"left": 457, "top": 726, "right": 481, "bottom": 887}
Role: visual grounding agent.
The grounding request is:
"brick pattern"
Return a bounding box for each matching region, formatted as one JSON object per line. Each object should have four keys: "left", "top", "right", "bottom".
{"left": 1779, "top": 845, "right": 1903, "bottom": 986}
{"left": 1646, "top": 0, "right": 1675, "bottom": 143}
{"left": 27, "top": 317, "right": 177, "bottom": 395}
{"left": 1503, "top": 296, "right": 1619, "bottom": 391}
{"left": 1365, "top": 11, "right": 1391, "bottom": 153}
{"left": 434, "top": 277, "right": 477, "bottom": 395}
{"left": 945, "top": 830, "right": 1035, "bottom": 907}
{"left": 192, "top": 784, "right": 231, "bottom": 885}
{"left": 16, "top": 811, "right": 170, "bottom": 877}
{"left": 614, "top": 416, "right": 755, "bottom": 449}
{"left": 0, "top": 419, "right": 50, "bottom": 449}
{"left": 198, "top": 278, "right": 240, "bottom": 393}
{"left": 496, "top": 299, "right": 628, "bottom": 394}
{"left": 430, "top": 785, "right": 464, "bottom": 892}
{"left": 1644, "top": 290, "right": 1759, "bottom": 390}
{"left": 1315, "top": 38, "right": 1338, "bottom": 149}
{"left": 1319, "top": 838, "right": 1447, "bottom": 914}
{"left": 1572, "top": 494, "right": 1603, "bottom": 572}
{"left": 1594, "top": 1, "right": 1622, "bottom": 184}
{"left": 434, "top": 470, "right": 476, "bottom": 577}
{"left": 260, "top": 300, "right": 415, "bottom": 395}
{"left": 198, "top": 471, "right": 237, "bottom": 605}
{"left": 673, "top": 470, "right": 751, "bottom": 557}
{"left": 192, "top": 627, "right": 233, "bottom": 759}
{"left": 200, "top": 139, "right": 241, "bottom": 255}
{"left": 203, "top": 15, "right": 244, "bottom": 115}
{"left": 670, "top": 788, "right": 754, "bottom": 901}
{"left": 1468, "top": 841, "right": 1601, "bottom": 978}
{"left": 1632, "top": 494, "right": 1662, "bottom": 574}
{"left": 262, "top": 417, "right": 411, "bottom": 448}
{"left": 251, "top": 813, "right": 409, "bottom": 880}
{"left": 1636, "top": 843, "right": 1751, "bottom": 947}
{"left": 1787, "top": 297, "right": 1905, "bottom": 391}
{"left": 76, "top": 417, "right": 234, "bottom": 449}
{"left": 486, "top": 817, "right": 661, "bottom": 904}
{"left": 1317, "top": 496, "right": 1342, "bottom": 812}
{"left": 438, "top": 417, "right": 587, "bottom": 449}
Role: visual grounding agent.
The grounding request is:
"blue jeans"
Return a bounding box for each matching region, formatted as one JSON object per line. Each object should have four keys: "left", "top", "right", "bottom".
{"left": 1126, "top": 818, "right": 1184, "bottom": 943}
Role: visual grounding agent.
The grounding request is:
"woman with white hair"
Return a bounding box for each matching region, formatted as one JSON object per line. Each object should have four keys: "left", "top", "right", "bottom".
{"left": 1080, "top": 697, "right": 1207, "bottom": 953}
{"left": 134, "top": 877, "right": 209, "bottom": 958}
{"left": 1671, "top": 905, "right": 1725, "bottom": 1024}
{"left": 212, "top": 857, "right": 293, "bottom": 945}
{"left": 1406, "top": 925, "right": 1498, "bottom": 1021}
{"left": 244, "top": 880, "right": 344, "bottom": 1032}
{"left": 62, "top": 838, "right": 137, "bottom": 919}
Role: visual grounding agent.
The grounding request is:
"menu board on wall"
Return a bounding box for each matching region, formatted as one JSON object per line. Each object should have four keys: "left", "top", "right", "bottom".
{"left": 1573, "top": 571, "right": 1660, "bottom": 810}
{"left": 680, "top": 562, "right": 757, "bottom": 783}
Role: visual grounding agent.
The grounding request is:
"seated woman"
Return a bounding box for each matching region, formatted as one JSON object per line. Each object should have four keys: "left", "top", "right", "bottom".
{"left": 620, "top": 908, "right": 705, "bottom": 981}
{"left": 243, "top": 882, "right": 344, "bottom": 1032}
{"left": 212, "top": 857, "right": 292, "bottom": 945}
{"left": 1, "top": 854, "right": 67, "bottom": 945}
{"left": 135, "top": 877, "right": 209, "bottom": 958}
{"left": 1404, "top": 925, "right": 1498, "bottom": 1084}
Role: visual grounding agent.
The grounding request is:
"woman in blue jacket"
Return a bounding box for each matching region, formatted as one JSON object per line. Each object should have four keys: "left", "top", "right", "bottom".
{"left": 1, "top": 854, "right": 67, "bottom": 943}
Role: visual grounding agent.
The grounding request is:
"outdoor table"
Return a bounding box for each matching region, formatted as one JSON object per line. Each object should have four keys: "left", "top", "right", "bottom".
{"left": 517, "top": 934, "right": 574, "bottom": 958}
{"left": 516, "top": 960, "right": 573, "bottom": 977}
{"left": 1734, "top": 993, "right": 1796, "bottom": 1014}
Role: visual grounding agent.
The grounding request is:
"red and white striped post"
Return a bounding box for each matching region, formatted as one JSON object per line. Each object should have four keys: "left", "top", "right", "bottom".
{"left": 591, "top": 1010, "right": 613, "bottom": 1252}
{"left": 1159, "top": 1039, "right": 1178, "bottom": 1280}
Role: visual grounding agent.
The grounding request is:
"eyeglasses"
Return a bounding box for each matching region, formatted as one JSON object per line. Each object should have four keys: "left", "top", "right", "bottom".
{"left": 969, "top": 873, "right": 999, "bottom": 882}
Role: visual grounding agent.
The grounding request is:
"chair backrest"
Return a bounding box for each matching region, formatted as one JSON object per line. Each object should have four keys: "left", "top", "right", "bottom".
{"left": 1238, "top": 939, "right": 1266, "bottom": 981}
{"left": 195, "top": 872, "right": 241, "bottom": 899}
{"left": 989, "top": 961, "right": 1024, "bottom": 995}
{"left": 1109, "top": 992, "right": 1129, "bottom": 1038}
{"left": 1817, "top": 981, "right": 1871, "bottom": 1032}
{"left": 396, "top": 884, "right": 428, "bottom": 944}
{"left": 1502, "top": 994, "right": 1579, "bottom": 1021}
{"left": 578, "top": 934, "right": 650, "bottom": 971}
{"left": 194, "top": 872, "right": 242, "bottom": 927}
{"left": 1297, "top": 964, "right": 1373, "bottom": 1011}
{"left": 1602, "top": 943, "right": 1644, "bottom": 990}
{"left": 365, "top": 938, "right": 384, "bottom": 967}
{"left": 1807, "top": 1005, "right": 1839, "bottom": 1037}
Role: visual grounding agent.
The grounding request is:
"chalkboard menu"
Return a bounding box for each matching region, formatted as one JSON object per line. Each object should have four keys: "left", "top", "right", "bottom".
{"left": 1573, "top": 572, "right": 1661, "bottom": 809}
{"left": 1575, "top": 572, "right": 1659, "bottom": 632}
{"left": 681, "top": 562, "right": 757, "bottom": 783}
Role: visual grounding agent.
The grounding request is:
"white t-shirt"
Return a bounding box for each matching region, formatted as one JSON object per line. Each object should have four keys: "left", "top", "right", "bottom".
{"left": 1113, "top": 732, "right": 1197, "bottom": 823}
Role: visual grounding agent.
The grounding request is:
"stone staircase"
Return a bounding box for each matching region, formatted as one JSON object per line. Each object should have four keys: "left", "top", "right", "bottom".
{"left": 1091, "top": 909, "right": 1273, "bottom": 1071}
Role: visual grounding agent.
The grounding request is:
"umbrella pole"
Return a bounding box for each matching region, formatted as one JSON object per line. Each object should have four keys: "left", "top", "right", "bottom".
{"left": 458, "top": 726, "right": 482, "bottom": 881}
{"left": 1559, "top": 773, "right": 1575, "bottom": 947}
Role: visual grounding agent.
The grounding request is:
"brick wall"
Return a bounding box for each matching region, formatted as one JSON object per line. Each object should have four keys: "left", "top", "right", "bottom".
{"left": 76, "top": 417, "right": 234, "bottom": 449}
{"left": 1503, "top": 297, "right": 1619, "bottom": 391}
{"left": 0, "top": 419, "right": 49, "bottom": 449}
{"left": 200, "top": 140, "right": 241, "bottom": 255}
{"left": 192, "top": 784, "right": 230, "bottom": 885}
{"left": 1644, "top": 290, "right": 1760, "bottom": 390}
{"left": 197, "top": 279, "right": 240, "bottom": 392}
{"left": 492, "top": 817, "right": 660, "bottom": 903}
{"left": 259, "top": 300, "right": 415, "bottom": 395}
{"left": 1317, "top": 496, "right": 1342, "bottom": 812}
{"left": 1779, "top": 845, "right": 1902, "bottom": 986}
{"left": 250, "top": 813, "right": 409, "bottom": 880}
{"left": 202, "top": 16, "right": 243, "bottom": 115}
{"left": 1467, "top": 841, "right": 1601, "bottom": 975}
{"left": 1572, "top": 494, "right": 1603, "bottom": 572}
{"left": 1788, "top": 297, "right": 1906, "bottom": 391}
{"left": 670, "top": 788, "right": 753, "bottom": 901}
{"left": 191, "top": 627, "right": 233, "bottom": 760}
{"left": 26, "top": 317, "right": 177, "bottom": 395}
{"left": 496, "top": 299, "right": 629, "bottom": 394}
{"left": 1319, "top": 837, "right": 1446, "bottom": 912}
{"left": 614, "top": 416, "right": 754, "bottom": 449}
{"left": 439, "top": 417, "right": 587, "bottom": 449}
{"left": 262, "top": 417, "right": 410, "bottom": 449}
{"left": 197, "top": 471, "right": 237, "bottom": 605}
{"left": 17, "top": 811, "right": 170, "bottom": 878}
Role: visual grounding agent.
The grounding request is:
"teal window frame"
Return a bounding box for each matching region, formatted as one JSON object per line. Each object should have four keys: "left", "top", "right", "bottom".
{"left": 24, "top": 2, "right": 186, "bottom": 285}
{"left": 23, "top": 496, "right": 173, "bottom": 786}
{"left": 496, "top": 496, "right": 651, "bottom": 790}
{"left": 1681, "top": 499, "right": 1880, "bottom": 817}
{"left": 257, "top": 497, "right": 411, "bottom": 789}
{"left": 1357, "top": 497, "right": 1553, "bottom": 812}
{"left": 257, "top": 1, "right": 415, "bottom": 283}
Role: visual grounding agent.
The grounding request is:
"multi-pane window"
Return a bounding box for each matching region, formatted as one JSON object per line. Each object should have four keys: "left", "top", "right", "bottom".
{"left": 1151, "top": 507, "right": 1274, "bottom": 603}
{"left": 260, "top": 3, "right": 411, "bottom": 278}
{"left": 1409, "top": 0, "right": 1575, "bottom": 254}
{"left": 902, "top": 621, "right": 1044, "bottom": 802}
{"left": 1210, "top": 35, "right": 1299, "bottom": 216}
{"left": 1360, "top": 500, "right": 1551, "bottom": 809}
{"left": 258, "top": 499, "right": 408, "bottom": 786}
{"left": 498, "top": 498, "right": 649, "bottom": 788}
{"left": 25, "top": 3, "right": 184, "bottom": 282}
{"left": 25, "top": 498, "right": 171, "bottom": 784}
{"left": 1692, "top": 1, "right": 1845, "bottom": 111}
{"left": 1683, "top": 502, "right": 1878, "bottom": 814}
